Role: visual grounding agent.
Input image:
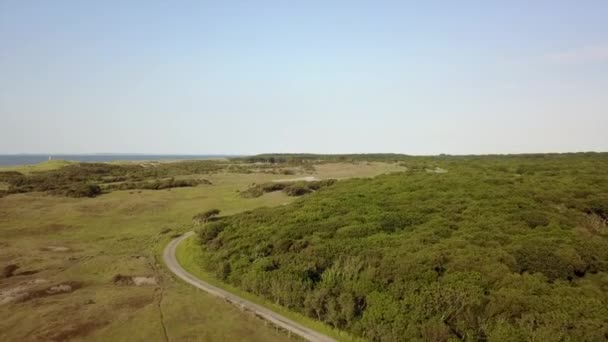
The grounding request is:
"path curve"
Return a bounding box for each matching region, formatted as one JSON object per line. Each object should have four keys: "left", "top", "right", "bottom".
{"left": 163, "top": 232, "right": 337, "bottom": 342}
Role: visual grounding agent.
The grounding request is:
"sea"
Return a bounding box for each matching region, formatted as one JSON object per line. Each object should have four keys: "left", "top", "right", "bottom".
{"left": 0, "top": 154, "right": 237, "bottom": 167}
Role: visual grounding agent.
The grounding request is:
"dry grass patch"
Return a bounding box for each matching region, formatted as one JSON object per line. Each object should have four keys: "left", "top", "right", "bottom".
{"left": 0, "top": 161, "right": 403, "bottom": 341}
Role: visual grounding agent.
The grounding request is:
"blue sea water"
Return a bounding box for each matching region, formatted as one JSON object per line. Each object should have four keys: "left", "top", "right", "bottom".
{"left": 0, "top": 154, "right": 236, "bottom": 167}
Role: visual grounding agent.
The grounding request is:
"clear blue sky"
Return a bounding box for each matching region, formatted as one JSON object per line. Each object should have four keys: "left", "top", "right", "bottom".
{"left": 1, "top": 1, "right": 607, "bottom": 155}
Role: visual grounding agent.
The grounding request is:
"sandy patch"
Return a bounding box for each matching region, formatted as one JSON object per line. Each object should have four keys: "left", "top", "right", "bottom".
{"left": 43, "top": 246, "right": 71, "bottom": 252}
{"left": 112, "top": 274, "right": 158, "bottom": 286}
{"left": 272, "top": 176, "right": 319, "bottom": 182}
{"left": 133, "top": 276, "right": 158, "bottom": 286}
{"left": 46, "top": 283, "right": 75, "bottom": 294}
{"left": 426, "top": 167, "right": 448, "bottom": 174}
{"left": 0, "top": 278, "right": 48, "bottom": 305}
{"left": 0, "top": 279, "right": 82, "bottom": 305}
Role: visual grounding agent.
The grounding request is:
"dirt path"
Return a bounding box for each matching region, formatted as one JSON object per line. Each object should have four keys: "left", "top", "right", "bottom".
{"left": 163, "top": 232, "right": 336, "bottom": 342}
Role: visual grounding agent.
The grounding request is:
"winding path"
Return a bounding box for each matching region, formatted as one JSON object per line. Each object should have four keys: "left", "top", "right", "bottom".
{"left": 163, "top": 232, "right": 337, "bottom": 342}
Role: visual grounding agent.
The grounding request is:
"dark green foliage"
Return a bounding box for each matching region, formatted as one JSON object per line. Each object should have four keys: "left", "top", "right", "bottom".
{"left": 217, "top": 262, "right": 231, "bottom": 281}
{"left": 106, "top": 178, "right": 208, "bottom": 191}
{"left": 240, "top": 182, "right": 287, "bottom": 198}
{"left": 197, "top": 221, "right": 227, "bottom": 243}
{"left": 518, "top": 210, "right": 550, "bottom": 228}
{"left": 240, "top": 179, "right": 337, "bottom": 198}
{"left": 196, "top": 153, "right": 608, "bottom": 341}
{"left": 63, "top": 183, "right": 102, "bottom": 198}
{"left": 283, "top": 184, "right": 312, "bottom": 196}
{"left": 512, "top": 241, "right": 583, "bottom": 281}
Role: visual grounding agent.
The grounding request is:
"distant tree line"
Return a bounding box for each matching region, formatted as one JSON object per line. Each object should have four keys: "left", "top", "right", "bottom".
{"left": 240, "top": 179, "right": 337, "bottom": 198}
{"left": 0, "top": 161, "right": 219, "bottom": 198}
{"left": 106, "top": 178, "right": 210, "bottom": 191}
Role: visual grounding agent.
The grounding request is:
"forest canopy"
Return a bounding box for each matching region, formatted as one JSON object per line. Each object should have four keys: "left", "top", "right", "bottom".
{"left": 195, "top": 153, "right": 608, "bottom": 341}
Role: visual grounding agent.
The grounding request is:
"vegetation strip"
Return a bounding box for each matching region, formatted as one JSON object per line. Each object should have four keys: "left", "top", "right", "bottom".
{"left": 163, "top": 232, "right": 336, "bottom": 342}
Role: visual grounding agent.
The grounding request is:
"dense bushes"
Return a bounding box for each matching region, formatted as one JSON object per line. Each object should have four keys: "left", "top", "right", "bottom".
{"left": 0, "top": 161, "right": 220, "bottom": 198}
{"left": 64, "top": 184, "right": 102, "bottom": 198}
{"left": 0, "top": 168, "right": 107, "bottom": 198}
{"left": 197, "top": 221, "right": 227, "bottom": 243}
{"left": 0, "top": 157, "right": 342, "bottom": 198}
{"left": 240, "top": 179, "right": 337, "bottom": 198}
{"left": 106, "top": 178, "right": 209, "bottom": 191}
{"left": 195, "top": 153, "right": 608, "bottom": 341}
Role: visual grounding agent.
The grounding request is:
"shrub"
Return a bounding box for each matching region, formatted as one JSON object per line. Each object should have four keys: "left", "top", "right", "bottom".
{"left": 110, "top": 178, "right": 209, "bottom": 191}
{"left": 284, "top": 184, "right": 312, "bottom": 196}
{"left": 197, "top": 221, "right": 226, "bottom": 243}
{"left": 216, "top": 262, "right": 231, "bottom": 281}
{"left": 519, "top": 210, "right": 550, "bottom": 228}
{"left": 512, "top": 242, "right": 582, "bottom": 281}
{"left": 0, "top": 160, "right": 221, "bottom": 197}
{"left": 240, "top": 179, "right": 338, "bottom": 198}
{"left": 193, "top": 209, "right": 221, "bottom": 224}
{"left": 64, "top": 184, "right": 102, "bottom": 198}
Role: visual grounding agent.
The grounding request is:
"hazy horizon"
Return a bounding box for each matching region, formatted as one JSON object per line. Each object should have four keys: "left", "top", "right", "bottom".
{"left": 2, "top": 1, "right": 607, "bottom": 155}
{"left": 0, "top": 151, "right": 606, "bottom": 157}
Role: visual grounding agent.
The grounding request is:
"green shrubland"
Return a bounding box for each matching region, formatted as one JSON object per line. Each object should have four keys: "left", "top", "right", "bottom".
{"left": 106, "top": 178, "right": 210, "bottom": 191}
{"left": 0, "top": 158, "right": 331, "bottom": 198}
{"left": 0, "top": 160, "right": 232, "bottom": 197}
{"left": 194, "top": 153, "right": 608, "bottom": 341}
{"left": 193, "top": 208, "right": 221, "bottom": 224}
{"left": 240, "top": 179, "right": 338, "bottom": 198}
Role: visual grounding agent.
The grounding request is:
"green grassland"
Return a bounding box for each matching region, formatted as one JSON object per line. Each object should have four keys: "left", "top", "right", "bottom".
{"left": 190, "top": 153, "right": 608, "bottom": 341}
{"left": 0, "top": 159, "right": 402, "bottom": 341}
{"left": 0, "top": 160, "right": 74, "bottom": 174}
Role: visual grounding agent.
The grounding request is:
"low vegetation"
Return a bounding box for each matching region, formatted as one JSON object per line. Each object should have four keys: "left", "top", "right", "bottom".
{"left": 240, "top": 179, "right": 338, "bottom": 198}
{"left": 0, "top": 161, "right": 228, "bottom": 197}
{"left": 193, "top": 209, "right": 221, "bottom": 224}
{"left": 0, "top": 159, "right": 314, "bottom": 341}
{"left": 0, "top": 158, "right": 332, "bottom": 198}
{"left": 195, "top": 153, "right": 608, "bottom": 341}
{"left": 106, "top": 178, "right": 210, "bottom": 191}
{"left": 242, "top": 153, "right": 408, "bottom": 164}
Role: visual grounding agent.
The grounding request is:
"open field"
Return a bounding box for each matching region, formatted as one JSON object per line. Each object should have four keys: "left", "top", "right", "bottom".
{"left": 0, "top": 160, "right": 402, "bottom": 341}
{"left": 0, "top": 160, "right": 74, "bottom": 174}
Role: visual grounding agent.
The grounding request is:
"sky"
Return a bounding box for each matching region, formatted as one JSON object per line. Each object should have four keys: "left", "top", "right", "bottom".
{"left": 1, "top": 1, "right": 607, "bottom": 155}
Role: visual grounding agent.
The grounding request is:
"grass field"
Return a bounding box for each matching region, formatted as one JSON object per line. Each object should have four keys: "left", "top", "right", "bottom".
{"left": 0, "top": 161, "right": 402, "bottom": 341}
{"left": 0, "top": 160, "right": 74, "bottom": 174}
